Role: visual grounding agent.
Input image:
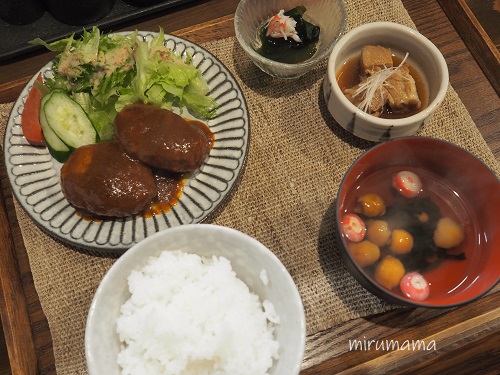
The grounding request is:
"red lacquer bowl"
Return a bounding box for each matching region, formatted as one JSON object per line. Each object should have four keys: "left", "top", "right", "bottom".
{"left": 336, "top": 137, "right": 500, "bottom": 307}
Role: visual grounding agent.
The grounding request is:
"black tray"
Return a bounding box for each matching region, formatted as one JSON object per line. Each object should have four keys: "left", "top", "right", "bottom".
{"left": 0, "top": 0, "right": 196, "bottom": 61}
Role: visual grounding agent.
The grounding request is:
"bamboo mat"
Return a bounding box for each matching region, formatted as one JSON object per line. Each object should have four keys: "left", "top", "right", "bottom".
{"left": 1, "top": 0, "right": 500, "bottom": 373}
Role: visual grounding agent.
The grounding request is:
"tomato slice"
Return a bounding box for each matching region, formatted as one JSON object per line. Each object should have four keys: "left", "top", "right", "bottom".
{"left": 21, "top": 73, "right": 45, "bottom": 146}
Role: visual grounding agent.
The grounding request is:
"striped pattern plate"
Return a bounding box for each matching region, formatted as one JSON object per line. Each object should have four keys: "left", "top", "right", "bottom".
{"left": 3, "top": 31, "right": 249, "bottom": 254}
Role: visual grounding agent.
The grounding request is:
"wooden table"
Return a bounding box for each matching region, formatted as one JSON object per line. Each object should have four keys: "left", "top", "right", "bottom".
{"left": 0, "top": 0, "right": 499, "bottom": 374}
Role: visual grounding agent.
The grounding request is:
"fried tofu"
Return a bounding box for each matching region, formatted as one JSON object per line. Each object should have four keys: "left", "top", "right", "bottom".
{"left": 344, "top": 83, "right": 387, "bottom": 115}
{"left": 342, "top": 45, "right": 422, "bottom": 116}
{"left": 361, "top": 45, "right": 393, "bottom": 74}
{"left": 385, "top": 64, "right": 422, "bottom": 109}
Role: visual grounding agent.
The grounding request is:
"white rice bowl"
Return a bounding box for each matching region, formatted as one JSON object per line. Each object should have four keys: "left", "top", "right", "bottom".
{"left": 116, "top": 251, "right": 280, "bottom": 375}
{"left": 85, "top": 224, "right": 306, "bottom": 375}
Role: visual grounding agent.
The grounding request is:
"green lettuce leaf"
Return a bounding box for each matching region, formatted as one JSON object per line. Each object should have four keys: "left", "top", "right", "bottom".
{"left": 31, "top": 26, "right": 218, "bottom": 142}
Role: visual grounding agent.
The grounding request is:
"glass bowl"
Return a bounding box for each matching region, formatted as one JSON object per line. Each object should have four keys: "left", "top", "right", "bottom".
{"left": 234, "top": 0, "right": 347, "bottom": 79}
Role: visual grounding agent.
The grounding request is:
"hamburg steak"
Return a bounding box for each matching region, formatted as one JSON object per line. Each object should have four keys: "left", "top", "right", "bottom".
{"left": 61, "top": 142, "right": 157, "bottom": 217}
{"left": 114, "top": 103, "right": 213, "bottom": 172}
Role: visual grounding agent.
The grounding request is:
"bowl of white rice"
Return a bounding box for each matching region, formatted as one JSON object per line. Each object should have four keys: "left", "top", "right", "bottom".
{"left": 85, "top": 224, "right": 306, "bottom": 375}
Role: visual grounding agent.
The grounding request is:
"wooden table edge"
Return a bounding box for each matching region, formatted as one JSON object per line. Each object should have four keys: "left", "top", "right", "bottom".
{"left": 0, "top": 5, "right": 499, "bottom": 375}
{"left": 436, "top": 0, "right": 500, "bottom": 96}
{"left": 0, "top": 175, "right": 38, "bottom": 374}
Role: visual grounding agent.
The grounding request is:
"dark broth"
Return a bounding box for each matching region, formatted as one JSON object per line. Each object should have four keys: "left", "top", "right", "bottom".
{"left": 256, "top": 25, "right": 318, "bottom": 64}
{"left": 342, "top": 166, "right": 479, "bottom": 299}
{"left": 336, "top": 54, "right": 428, "bottom": 119}
{"left": 255, "top": 6, "right": 320, "bottom": 64}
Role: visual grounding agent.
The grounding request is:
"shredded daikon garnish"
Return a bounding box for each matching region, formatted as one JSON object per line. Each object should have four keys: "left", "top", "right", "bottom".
{"left": 352, "top": 52, "right": 410, "bottom": 114}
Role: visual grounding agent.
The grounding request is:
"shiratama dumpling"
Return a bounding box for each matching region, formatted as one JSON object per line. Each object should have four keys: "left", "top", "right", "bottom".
{"left": 433, "top": 217, "right": 465, "bottom": 249}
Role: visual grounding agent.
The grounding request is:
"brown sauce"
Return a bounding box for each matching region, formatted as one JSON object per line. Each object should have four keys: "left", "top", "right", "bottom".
{"left": 77, "top": 171, "right": 188, "bottom": 221}
{"left": 336, "top": 54, "right": 428, "bottom": 119}
{"left": 62, "top": 142, "right": 157, "bottom": 218}
{"left": 115, "top": 103, "right": 214, "bottom": 173}
{"left": 139, "top": 119, "right": 214, "bottom": 219}
{"left": 74, "top": 107, "right": 214, "bottom": 221}
{"left": 142, "top": 171, "right": 187, "bottom": 218}
{"left": 187, "top": 118, "right": 215, "bottom": 144}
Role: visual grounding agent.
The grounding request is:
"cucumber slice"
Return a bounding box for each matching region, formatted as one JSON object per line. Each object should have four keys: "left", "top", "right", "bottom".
{"left": 39, "top": 92, "right": 71, "bottom": 163}
{"left": 43, "top": 90, "right": 97, "bottom": 149}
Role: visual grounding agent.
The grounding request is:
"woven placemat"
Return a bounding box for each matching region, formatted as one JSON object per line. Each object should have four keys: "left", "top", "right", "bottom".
{"left": 1, "top": 0, "right": 500, "bottom": 373}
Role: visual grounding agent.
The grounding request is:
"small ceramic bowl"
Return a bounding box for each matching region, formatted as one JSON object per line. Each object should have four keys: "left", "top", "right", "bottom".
{"left": 323, "top": 22, "right": 449, "bottom": 142}
{"left": 85, "top": 224, "right": 306, "bottom": 375}
{"left": 336, "top": 137, "right": 500, "bottom": 308}
{"left": 234, "top": 0, "right": 347, "bottom": 79}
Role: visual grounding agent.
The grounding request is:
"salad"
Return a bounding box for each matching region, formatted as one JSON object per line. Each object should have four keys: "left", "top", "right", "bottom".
{"left": 22, "top": 27, "right": 218, "bottom": 161}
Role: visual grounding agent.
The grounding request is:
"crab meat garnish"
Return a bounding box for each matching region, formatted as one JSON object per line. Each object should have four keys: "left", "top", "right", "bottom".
{"left": 266, "top": 10, "right": 302, "bottom": 43}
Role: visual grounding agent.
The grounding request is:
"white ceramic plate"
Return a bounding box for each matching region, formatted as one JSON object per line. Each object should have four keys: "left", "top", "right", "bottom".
{"left": 3, "top": 31, "right": 249, "bottom": 253}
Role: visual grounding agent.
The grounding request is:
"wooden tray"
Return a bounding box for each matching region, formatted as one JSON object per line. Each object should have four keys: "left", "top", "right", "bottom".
{"left": 437, "top": 0, "right": 500, "bottom": 96}
{"left": 1, "top": 1, "right": 500, "bottom": 374}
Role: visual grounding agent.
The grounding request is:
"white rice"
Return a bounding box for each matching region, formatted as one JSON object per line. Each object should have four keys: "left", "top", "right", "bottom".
{"left": 116, "top": 250, "right": 280, "bottom": 375}
{"left": 259, "top": 269, "right": 269, "bottom": 285}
